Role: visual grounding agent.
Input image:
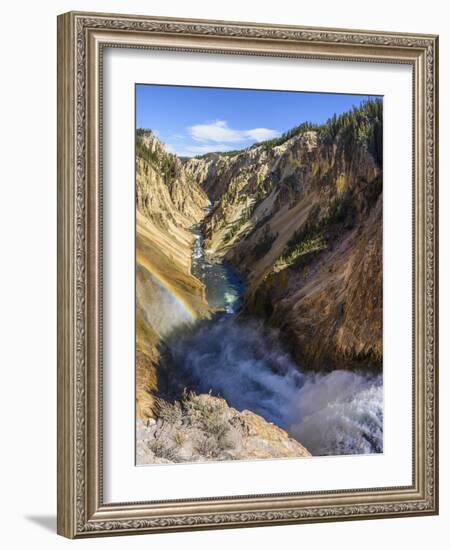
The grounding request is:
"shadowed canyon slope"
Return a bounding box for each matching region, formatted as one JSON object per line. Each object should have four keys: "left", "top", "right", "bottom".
{"left": 185, "top": 100, "right": 383, "bottom": 371}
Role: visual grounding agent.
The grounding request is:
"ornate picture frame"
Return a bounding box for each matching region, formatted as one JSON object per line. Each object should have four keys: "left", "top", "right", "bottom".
{"left": 57, "top": 11, "right": 438, "bottom": 538}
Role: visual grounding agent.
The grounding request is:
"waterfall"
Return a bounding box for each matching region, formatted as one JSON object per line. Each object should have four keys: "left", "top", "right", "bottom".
{"left": 169, "top": 315, "right": 383, "bottom": 456}
{"left": 160, "top": 221, "right": 384, "bottom": 457}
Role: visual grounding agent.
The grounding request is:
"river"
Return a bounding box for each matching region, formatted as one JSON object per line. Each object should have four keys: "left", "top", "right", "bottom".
{"left": 191, "top": 221, "right": 244, "bottom": 313}
{"left": 168, "top": 216, "right": 383, "bottom": 457}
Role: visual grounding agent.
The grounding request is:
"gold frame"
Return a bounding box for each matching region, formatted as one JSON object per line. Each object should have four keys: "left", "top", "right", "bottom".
{"left": 57, "top": 11, "right": 439, "bottom": 538}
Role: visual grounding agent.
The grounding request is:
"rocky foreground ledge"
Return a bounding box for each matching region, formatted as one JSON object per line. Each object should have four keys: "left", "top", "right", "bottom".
{"left": 137, "top": 392, "right": 310, "bottom": 464}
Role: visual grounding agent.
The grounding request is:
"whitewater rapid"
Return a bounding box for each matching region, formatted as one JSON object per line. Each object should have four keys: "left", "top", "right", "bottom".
{"left": 169, "top": 316, "right": 383, "bottom": 456}
{"left": 168, "top": 218, "right": 383, "bottom": 457}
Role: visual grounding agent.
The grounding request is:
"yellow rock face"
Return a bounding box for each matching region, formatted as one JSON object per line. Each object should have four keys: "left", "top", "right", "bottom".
{"left": 135, "top": 132, "right": 211, "bottom": 420}
{"left": 186, "top": 123, "right": 382, "bottom": 371}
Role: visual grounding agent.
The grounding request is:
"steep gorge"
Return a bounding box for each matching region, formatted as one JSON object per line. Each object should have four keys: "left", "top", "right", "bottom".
{"left": 135, "top": 130, "right": 211, "bottom": 421}
{"left": 185, "top": 100, "right": 383, "bottom": 371}
{"left": 135, "top": 130, "right": 312, "bottom": 462}
{"left": 135, "top": 99, "right": 383, "bottom": 462}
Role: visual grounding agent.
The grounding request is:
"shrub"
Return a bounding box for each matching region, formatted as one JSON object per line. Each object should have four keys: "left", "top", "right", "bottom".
{"left": 154, "top": 399, "right": 183, "bottom": 425}
{"left": 148, "top": 439, "right": 179, "bottom": 461}
{"left": 222, "top": 205, "right": 253, "bottom": 243}
{"left": 320, "top": 192, "right": 354, "bottom": 227}
{"left": 275, "top": 236, "right": 326, "bottom": 267}
{"left": 180, "top": 389, "right": 201, "bottom": 416}
{"left": 172, "top": 430, "right": 187, "bottom": 446}
{"left": 181, "top": 391, "right": 235, "bottom": 452}
{"left": 202, "top": 407, "right": 230, "bottom": 439}
{"left": 194, "top": 435, "right": 220, "bottom": 458}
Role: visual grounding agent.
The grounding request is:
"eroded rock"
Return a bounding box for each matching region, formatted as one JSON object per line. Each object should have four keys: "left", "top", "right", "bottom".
{"left": 136, "top": 393, "right": 310, "bottom": 464}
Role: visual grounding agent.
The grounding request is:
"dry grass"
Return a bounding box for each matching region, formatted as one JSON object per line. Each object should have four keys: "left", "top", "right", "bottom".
{"left": 148, "top": 439, "right": 179, "bottom": 461}
{"left": 154, "top": 398, "right": 183, "bottom": 425}
{"left": 194, "top": 435, "right": 220, "bottom": 458}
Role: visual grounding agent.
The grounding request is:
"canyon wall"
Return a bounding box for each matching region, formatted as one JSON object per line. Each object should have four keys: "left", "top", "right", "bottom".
{"left": 135, "top": 100, "right": 382, "bottom": 461}
{"left": 135, "top": 130, "right": 210, "bottom": 420}
{"left": 135, "top": 130, "right": 314, "bottom": 460}
{"left": 185, "top": 100, "right": 383, "bottom": 371}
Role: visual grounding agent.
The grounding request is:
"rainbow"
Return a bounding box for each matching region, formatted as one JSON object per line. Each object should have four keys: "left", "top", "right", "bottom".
{"left": 136, "top": 250, "right": 198, "bottom": 320}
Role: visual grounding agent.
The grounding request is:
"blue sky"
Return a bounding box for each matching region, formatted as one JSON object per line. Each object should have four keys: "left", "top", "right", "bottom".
{"left": 136, "top": 84, "right": 379, "bottom": 157}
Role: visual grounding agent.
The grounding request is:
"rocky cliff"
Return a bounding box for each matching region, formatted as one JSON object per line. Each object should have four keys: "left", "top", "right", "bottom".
{"left": 136, "top": 130, "right": 211, "bottom": 420}
{"left": 136, "top": 130, "right": 312, "bottom": 460}
{"left": 135, "top": 100, "right": 382, "bottom": 461}
{"left": 137, "top": 392, "right": 310, "bottom": 464}
{"left": 185, "top": 100, "right": 383, "bottom": 371}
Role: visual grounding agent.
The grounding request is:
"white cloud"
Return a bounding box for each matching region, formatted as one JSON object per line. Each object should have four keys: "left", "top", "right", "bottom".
{"left": 188, "top": 120, "right": 279, "bottom": 143}
{"left": 167, "top": 142, "right": 239, "bottom": 158}
{"left": 245, "top": 127, "right": 280, "bottom": 141}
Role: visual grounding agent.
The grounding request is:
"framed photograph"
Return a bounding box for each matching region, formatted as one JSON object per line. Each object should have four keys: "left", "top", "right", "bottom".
{"left": 57, "top": 11, "right": 439, "bottom": 538}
